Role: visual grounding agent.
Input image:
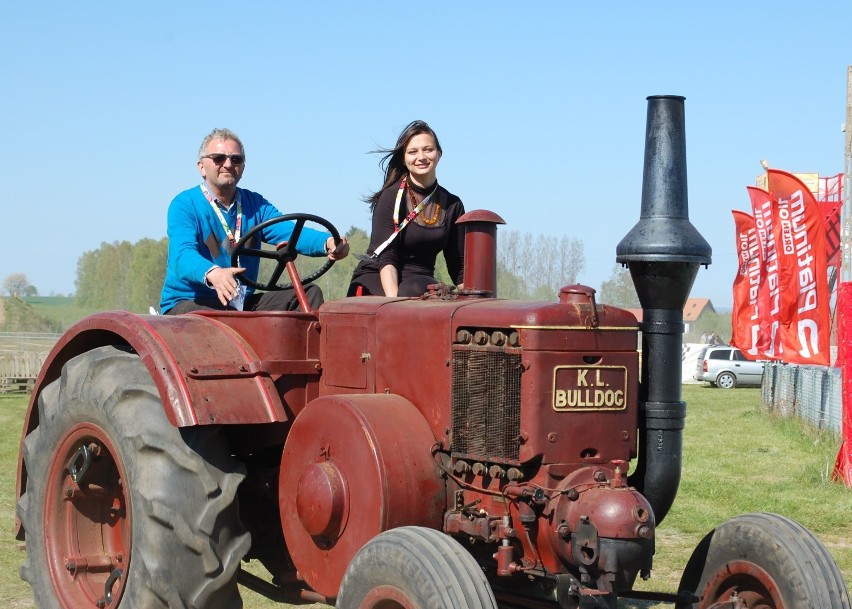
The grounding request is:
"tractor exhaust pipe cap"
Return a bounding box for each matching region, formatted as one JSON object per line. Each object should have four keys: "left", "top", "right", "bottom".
{"left": 616, "top": 95, "right": 711, "bottom": 272}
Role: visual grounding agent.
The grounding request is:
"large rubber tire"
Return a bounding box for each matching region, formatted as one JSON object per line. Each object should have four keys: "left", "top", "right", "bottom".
{"left": 675, "top": 512, "right": 851, "bottom": 609}
{"left": 18, "top": 345, "right": 251, "bottom": 609}
{"left": 336, "top": 526, "right": 498, "bottom": 609}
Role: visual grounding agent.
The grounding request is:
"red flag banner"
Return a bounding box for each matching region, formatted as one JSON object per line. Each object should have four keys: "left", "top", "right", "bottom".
{"left": 766, "top": 169, "right": 831, "bottom": 366}
{"left": 747, "top": 186, "right": 782, "bottom": 359}
{"left": 821, "top": 201, "right": 842, "bottom": 267}
{"left": 730, "top": 210, "right": 761, "bottom": 355}
{"left": 832, "top": 281, "right": 852, "bottom": 486}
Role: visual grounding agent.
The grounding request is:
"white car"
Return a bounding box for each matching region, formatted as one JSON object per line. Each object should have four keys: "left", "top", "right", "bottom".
{"left": 693, "top": 346, "right": 766, "bottom": 389}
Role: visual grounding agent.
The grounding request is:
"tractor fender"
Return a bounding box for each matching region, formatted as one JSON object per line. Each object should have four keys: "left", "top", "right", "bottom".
{"left": 23, "top": 311, "right": 290, "bottom": 433}
{"left": 279, "top": 393, "right": 446, "bottom": 598}
{"left": 17, "top": 310, "right": 293, "bottom": 536}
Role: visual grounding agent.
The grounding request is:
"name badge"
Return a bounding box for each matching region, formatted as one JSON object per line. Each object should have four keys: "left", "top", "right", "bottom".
{"left": 229, "top": 283, "right": 246, "bottom": 311}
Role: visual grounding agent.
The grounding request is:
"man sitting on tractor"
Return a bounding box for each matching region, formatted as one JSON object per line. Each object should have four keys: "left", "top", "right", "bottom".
{"left": 159, "top": 127, "right": 349, "bottom": 315}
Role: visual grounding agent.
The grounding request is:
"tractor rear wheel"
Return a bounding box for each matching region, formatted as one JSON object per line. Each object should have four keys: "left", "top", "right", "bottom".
{"left": 18, "top": 345, "right": 250, "bottom": 609}
{"left": 675, "top": 512, "right": 851, "bottom": 609}
{"left": 336, "top": 526, "right": 498, "bottom": 609}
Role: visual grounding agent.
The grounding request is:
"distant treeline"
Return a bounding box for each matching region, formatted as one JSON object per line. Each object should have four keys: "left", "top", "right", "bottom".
{"left": 72, "top": 226, "right": 592, "bottom": 313}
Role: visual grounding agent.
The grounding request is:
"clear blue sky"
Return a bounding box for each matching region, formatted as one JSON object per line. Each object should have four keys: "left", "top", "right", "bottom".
{"left": 5, "top": 2, "right": 850, "bottom": 310}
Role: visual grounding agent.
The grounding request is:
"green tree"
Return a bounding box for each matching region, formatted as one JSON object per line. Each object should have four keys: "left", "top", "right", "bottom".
{"left": 497, "top": 230, "right": 585, "bottom": 301}
{"left": 496, "top": 261, "right": 530, "bottom": 300}
{"left": 128, "top": 238, "right": 168, "bottom": 312}
{"left": 75, "top": 239, "right": 154, "bottom": 312}
{"left": 3, "top": 273, "right": 37, "bottom": 297}
{"left": 598, "top": 265, "right": 639, "bottom": 308}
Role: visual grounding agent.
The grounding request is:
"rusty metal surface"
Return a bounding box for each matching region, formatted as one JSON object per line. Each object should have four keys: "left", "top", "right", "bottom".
{"left": 21, "top": 311, "right": 323, "bottom": 430}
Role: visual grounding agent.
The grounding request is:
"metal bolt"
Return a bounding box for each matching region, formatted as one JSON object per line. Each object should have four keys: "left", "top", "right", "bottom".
{"left": 454, "top": 461, "right": 471, "bottom": 474}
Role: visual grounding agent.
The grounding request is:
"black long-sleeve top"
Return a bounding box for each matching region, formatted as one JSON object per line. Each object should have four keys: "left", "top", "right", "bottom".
{"left": 352, "top": 179, "right": 465, "bottom": 285}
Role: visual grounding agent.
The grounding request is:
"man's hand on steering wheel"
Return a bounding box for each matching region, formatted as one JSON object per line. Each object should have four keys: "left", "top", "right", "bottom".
{"left": 231, "top": 213, "right": 346, "bottom": 291}
{"left": 325, "top": 235, "right": 350, "bottom": 261}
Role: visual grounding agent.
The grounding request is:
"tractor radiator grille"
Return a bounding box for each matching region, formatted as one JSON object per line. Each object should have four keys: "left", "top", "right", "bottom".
{"left": 451, "top": 349, "right": 522, "bottom": 462}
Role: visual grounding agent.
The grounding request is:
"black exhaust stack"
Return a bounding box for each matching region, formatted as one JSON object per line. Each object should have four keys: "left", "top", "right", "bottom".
{"left": 618, "top": 96, "right": 711, "bottom": 524}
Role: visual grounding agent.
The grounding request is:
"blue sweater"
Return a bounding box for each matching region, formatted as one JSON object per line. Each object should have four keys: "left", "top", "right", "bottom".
{"left": 160, "top": 185, "right": 329, "bottom": 313}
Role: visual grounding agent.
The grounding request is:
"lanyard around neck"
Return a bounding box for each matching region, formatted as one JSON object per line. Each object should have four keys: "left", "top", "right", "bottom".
{"left": 368, "top": 177, "right": 439, "bottom": 260}
{"left": 201, "top": 182, "right": 242, "bottom": 244}
{"left": 392, "top": 177, "right": 437, "bottom": 232}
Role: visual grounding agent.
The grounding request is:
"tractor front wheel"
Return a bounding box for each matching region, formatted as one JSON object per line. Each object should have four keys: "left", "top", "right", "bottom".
{"left": 676, "top": 512, "right": 851, "bottom": 609}
{"left": 18, "top": 345, "right": 250, "bottom": 609}
{"left": 336, "top": 527, "right": 498, "bottom": 609}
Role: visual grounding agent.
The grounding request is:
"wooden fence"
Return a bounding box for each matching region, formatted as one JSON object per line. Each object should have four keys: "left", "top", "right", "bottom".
{"left": 0, "top": 332, "right": 60, "bottom": 393}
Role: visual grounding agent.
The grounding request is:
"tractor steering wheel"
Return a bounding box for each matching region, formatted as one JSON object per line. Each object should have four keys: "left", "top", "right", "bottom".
{"left": 230, "top": 213, "right": 341, "bottom": 291}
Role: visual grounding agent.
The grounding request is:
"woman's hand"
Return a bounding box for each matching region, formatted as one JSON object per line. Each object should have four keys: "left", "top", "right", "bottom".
{"left": 326, "top": 236, "right": 350, "bottom": 260}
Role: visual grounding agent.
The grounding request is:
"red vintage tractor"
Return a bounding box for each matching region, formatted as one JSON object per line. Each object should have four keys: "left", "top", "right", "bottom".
{"left": 15, "top": 97, "right": 851, "bottom": 609}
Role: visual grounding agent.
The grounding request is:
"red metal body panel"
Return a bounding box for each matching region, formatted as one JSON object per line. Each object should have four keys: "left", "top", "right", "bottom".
{"left": 516, "top": 348, "right": 639, "bottom": 464}
{"left": 24, "top": 310, "right": 325, "bottom": 432}
{"left": 320, "top": 297, "right": 639, "bottom": 465}
{"left": 374, "top": 299, "right": 469, "bottom": 438}
{"left": 279, "top": 393, "right": 443, "bottom": 597}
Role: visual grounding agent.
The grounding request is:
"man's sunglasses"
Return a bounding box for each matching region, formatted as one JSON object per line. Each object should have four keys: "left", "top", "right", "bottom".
{"left": 202, "top": 153, "right": 245, "bottom": 165}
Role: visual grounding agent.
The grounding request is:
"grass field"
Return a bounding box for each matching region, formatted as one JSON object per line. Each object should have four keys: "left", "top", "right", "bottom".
{"left": 2, "top": 386, "right": 850, "bottom": 609}
{"left": 19, "top": 297, "right": 101, "bottom": 332}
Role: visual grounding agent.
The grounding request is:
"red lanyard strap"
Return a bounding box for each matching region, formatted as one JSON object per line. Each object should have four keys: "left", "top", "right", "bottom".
{"left": 201, "top": 182, "right": 242, "bottom": 244}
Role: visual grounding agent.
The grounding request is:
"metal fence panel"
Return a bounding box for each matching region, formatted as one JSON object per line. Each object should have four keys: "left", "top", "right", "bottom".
{"left": 761, "top": 362, "right": 842, "bottom": 435}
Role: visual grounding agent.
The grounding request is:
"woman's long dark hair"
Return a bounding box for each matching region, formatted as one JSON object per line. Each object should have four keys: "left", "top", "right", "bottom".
{"left": 365, "top": 120, "right": 442, "bottom": 212}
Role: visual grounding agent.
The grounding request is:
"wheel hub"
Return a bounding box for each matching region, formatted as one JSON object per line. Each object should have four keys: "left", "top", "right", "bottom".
{"left": 44, "top": 422, "right": 131, "bottom": 608}
{"left": 702, "top": 560, "right": 783, "bottom": 609}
